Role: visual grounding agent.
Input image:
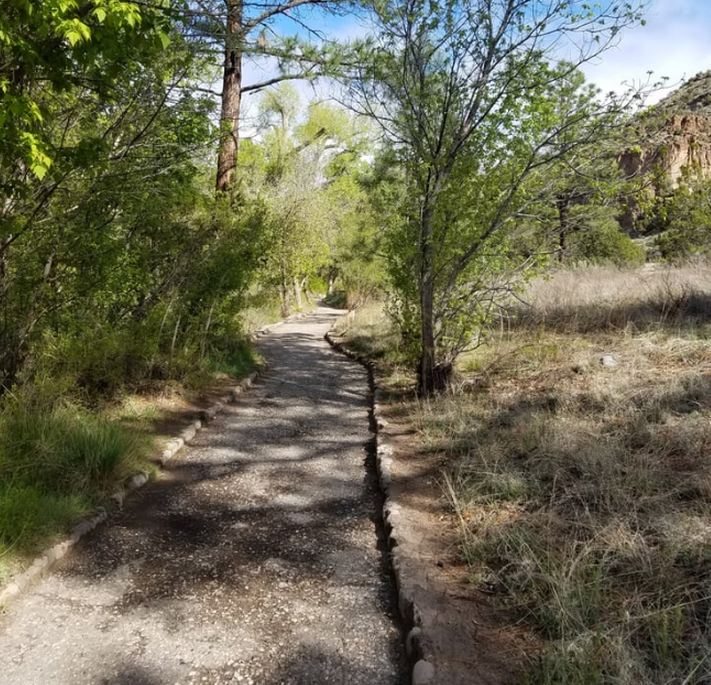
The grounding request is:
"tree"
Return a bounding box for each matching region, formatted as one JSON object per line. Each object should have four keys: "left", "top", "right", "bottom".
{"left": 350, "top": 0, "right": 645, "bottom": 395}
{"left": 0, "top": 0, "right": 180, "bottom": 388}
{"left": 655, "top": 171, "right": 711, "bottom": 260}
{"left": 321, "top": 168, "right": 385, "bottom": 306}
{"left": 0, "top": 0, "right": 170, "bottom": 185}
{"left": 516, "top": 69, "right": 649, "bottom": 265}
{"left": 177, "top": 0, "right": 347, "bottom": 191}
{"left": 0, "top": 4, "right": 272, "bottom": 393}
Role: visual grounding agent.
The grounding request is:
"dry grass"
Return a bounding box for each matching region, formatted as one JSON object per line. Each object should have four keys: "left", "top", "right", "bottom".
{"left": 426, "top": 265, "right": 711, "bottom": 683}
{"left": 341, "top": 264, "right": 711, "bottom": 683}
{"left": 334, "top": 303, "right": 415, "bottom": 390}
{"left": 514, "top": 263, "right": 711, "bottom": 335}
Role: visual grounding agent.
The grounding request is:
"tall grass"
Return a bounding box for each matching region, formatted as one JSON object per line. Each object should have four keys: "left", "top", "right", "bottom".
{"left": 0, "top": 388, "right": 147, "bottom": 561}
{"left": 425, "top": 264, "right": 711, "bottom": 682}
{"left": 517, "top": 264, "right": 711, "bottom": 334}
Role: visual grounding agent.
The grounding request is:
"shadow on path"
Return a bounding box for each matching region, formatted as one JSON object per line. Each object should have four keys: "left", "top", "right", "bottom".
{"left": 0, "top": 308, "right": 406, "bottom": 685}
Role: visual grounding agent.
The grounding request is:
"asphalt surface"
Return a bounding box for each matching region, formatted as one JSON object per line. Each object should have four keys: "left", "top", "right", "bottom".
{"left": 0, "top": 308, "right": 404, "bottom": 684}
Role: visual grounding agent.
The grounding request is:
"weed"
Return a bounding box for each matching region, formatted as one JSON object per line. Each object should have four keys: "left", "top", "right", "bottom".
{"left": 0, "top": 485, "right": 89, "bottom": 555}
{"left": 0, "top": 390, "right": 148, "bottom": 558}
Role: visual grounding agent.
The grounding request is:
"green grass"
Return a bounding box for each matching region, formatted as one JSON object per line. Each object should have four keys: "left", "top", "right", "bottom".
{"left": 205, "top": 339, "right": 259, "bottom": 378}
{"left": 0, "top": 313, "right": 261, "bottom": 583}
{"left": 0, "top": 395, "right": 148, "bottom": 570}
{"left": 0, "top": 337, "right": 258, "bottom": 577}
{"left": 0, "top": 401, "right": 146, "bottom": 494}
{"left": 0, "top": 485, "right": 89, "bottom": 559}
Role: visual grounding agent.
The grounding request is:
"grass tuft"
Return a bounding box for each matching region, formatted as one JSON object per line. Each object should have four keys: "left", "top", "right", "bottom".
{"left": 0, "top": 391, "right": 148, "bottom": 563}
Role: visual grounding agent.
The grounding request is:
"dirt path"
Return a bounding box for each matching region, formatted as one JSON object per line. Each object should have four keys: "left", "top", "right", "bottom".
{"left": 0, "top": 308, "right": 405, "bottom": 684}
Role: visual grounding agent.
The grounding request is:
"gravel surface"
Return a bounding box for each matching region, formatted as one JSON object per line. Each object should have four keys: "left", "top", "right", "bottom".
{"left": 0, "top": 308, "right": 405, "bottom": 684}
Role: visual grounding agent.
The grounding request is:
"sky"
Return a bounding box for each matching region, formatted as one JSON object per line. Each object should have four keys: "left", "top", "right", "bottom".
{"left": 582, "top": 0, "right": 711, "bottom": 99}
{"left": 239, "top": 0, "right": 711, "bottom": 123}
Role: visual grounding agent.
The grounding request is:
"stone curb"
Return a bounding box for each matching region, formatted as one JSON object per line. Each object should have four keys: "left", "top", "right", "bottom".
{"left": 0, "top": 310, "right": 314, "bottom": 610}
{"left": 324, "top": 330, "right": 436, "bottom": 685}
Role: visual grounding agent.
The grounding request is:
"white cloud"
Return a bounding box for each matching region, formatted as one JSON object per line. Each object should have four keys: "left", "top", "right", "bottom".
{"left": 582, "top": 0, "right": 711, "bottom": 100}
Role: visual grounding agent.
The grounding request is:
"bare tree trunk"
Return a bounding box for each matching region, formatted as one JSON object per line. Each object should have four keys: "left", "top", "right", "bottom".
{"left": 216, "top": 0, "right": 243, "bottom": 192}
{"left": 326, "top": 267, "right": 337, "bottom": 295}
{"left": 279, "top": 264, "right": 290, "bottom": 318}
{"left": 170, "top": 313, "right": 182, "bottom": 360}
{"left": 200, "top": 299, "right": 217, "bottom": 359}
{"left": 417, "top": 198, "right": 452, "bottom": 396}
{"left": 418, "top": 203, "right": 437, "bottom": 396}
{"left": 557, "top": 195, "right": 569, "bottom": 263}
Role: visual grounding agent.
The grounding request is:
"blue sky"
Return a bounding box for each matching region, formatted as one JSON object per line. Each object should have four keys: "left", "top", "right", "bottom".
{"left": 583, "top": 0, "right": 711, "bottom": 98}
{"left": 240, "top": 0, "right": 711, "bottom": 122}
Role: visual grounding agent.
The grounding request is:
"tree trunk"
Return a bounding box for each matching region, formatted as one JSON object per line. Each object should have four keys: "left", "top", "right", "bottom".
{"left": 170, "top": 313, "right": 182, "bottom": 360}
{"left": 418, "top": 202, "right": 437, "bottom": 396}
{"left": 557, "top": 195, "right": 569, "bottom": 263}
{"left": 200, "top": 299, "right": 217, "bottom": 359}
{"left": 216, "top": 0, "right": 243, "bottom": 192}
{"left": 293, "top": 276, "right": 302, "bottom": 310}
{"left": 279, "top": 265, "right": 290, "bottom": 318}
{"left": 417, "top": 193, "right": 454, "bottom": 395}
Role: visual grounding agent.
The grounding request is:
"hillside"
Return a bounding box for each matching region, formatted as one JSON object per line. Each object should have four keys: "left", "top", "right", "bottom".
{"left": 620, "top": 71, "right": 711, "bottom": 185}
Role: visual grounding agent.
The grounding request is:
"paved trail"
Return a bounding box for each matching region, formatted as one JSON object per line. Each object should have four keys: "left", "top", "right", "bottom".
{"left": 0, "top": 309, "right": 404, "bottom": 684}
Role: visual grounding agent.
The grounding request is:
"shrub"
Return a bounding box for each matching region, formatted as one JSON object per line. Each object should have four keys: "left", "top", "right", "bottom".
{"left": 0, "top": 396, "right": 145, "bottom": 494}
{"left": 34, "top": 323, "right": 160, "bottom": 400}
{"left": 656, "top": 180, "right": 711, "bottom": 259}
{"left": 0, "top": 485, "right": 88, "bottom": 554}
{"left": 567, "top": 206, "right": 646, "bottom": 266}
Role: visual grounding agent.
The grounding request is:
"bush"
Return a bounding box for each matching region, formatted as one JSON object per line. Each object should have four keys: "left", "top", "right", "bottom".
{"left": 34, "top": 322, "right": 160, "bottom": 400}
{"left": 656, "top": 178, "right": 711, "bottom": 260}
{"left": 567, "top": 206, "right": 646, "bottom": 266}
{"left": 0, "top": 485, "right": 88, "bottom": 555}
{"left": 322, "top": 290, "right": 348, "bottom": 308}
{"left": 0, "top": 396, "right": 145, "bottom": 494}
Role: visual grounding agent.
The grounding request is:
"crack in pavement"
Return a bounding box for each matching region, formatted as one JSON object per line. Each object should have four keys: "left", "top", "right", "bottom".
{"left": 0, "top": 307, "right": 405, "bottom": 685}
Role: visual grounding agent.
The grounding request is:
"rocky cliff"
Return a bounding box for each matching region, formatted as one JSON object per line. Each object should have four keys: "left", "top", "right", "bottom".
{"left": 620, "top": 71, "right": 711, "bottom": 187}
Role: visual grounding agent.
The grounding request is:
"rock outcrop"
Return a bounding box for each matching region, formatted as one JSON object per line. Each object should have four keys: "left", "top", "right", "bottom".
{"left": 621, "top": 71, "right": 711, "bottom": 187}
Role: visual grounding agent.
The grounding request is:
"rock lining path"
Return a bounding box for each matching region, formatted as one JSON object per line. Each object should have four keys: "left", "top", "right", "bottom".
{"left": 0, "top": 309, "right": 404, "bottom": 684}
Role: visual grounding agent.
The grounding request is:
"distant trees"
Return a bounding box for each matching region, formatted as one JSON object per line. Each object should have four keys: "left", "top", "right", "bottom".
{"left": 350, "top": 0, "right": 646, "bottom": 394}
{"left": 517, "top": 69, "right": 646, "bottom": 266}
{"left": 655, "top": 172, "right": 711, "bottom": 260}
{"left": 238, "top": 85, "right": 374, "bottom": 314}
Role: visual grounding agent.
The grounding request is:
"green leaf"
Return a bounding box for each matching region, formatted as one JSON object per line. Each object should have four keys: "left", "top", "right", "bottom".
{"left": 59, "top": 19, "right": 91, "bottom": 46}
{"left": 20, "top": 132, "right": 53, "bottom": 180}
{"left": 157, "top": 31, "right": 170, "bottom": 50}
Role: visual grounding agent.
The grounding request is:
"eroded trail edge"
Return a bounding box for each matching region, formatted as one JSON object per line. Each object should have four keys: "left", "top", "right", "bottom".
{"left": 0, "top": 308, "right": 405, "bottom": 685}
